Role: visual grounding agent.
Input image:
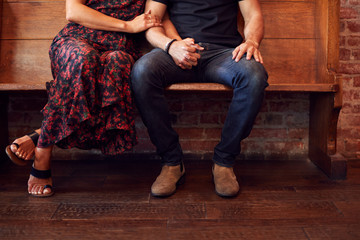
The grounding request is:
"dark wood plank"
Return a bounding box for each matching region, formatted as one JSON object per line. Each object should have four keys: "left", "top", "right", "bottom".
{"left": 0, "top": 159, "right": 359, "bottom": 239}
{"left": 0, "top": 203, "right": 59, "bottom": 220}
{"left": 167, "top": 226, "right": 309, "bottom": 240}
{"left": 304, "top": 225, "right": 360, "bottom": 240}
{"left": 0, "top": 219, "right": 168, "bottom": 239}
{"left": 51, "top": 202, "right": 206, "bottom": 220}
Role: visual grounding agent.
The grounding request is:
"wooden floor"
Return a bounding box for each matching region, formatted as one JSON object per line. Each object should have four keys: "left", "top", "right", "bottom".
{"left": 0, "top": 156, "right": 360, "bottom": 239}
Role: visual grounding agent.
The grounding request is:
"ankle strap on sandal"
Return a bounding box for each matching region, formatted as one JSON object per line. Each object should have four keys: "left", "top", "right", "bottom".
{"left": 30, "top": 166, "right": 51, "bottom": 179}
{"left": 27, "top": 131, "right": 39, "bottom": 146}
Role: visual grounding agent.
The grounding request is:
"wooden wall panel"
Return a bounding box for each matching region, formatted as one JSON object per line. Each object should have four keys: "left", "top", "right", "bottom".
{"left": 0, "top": 40, "right": 53, "bottom": 84}
{"left": 0, "top": 0, "right": 321, "bottom": 86}
{"left": 261, "top": 39, "right": 316, "bottom": 84}
{"left": 315, "top": 0, "right": 340, "bottom": 84}
{"left": 2, "top": 1, "right": 315, "bottom": 40}
{"left": 0, "top": 39, "right": 317, "bottom": 86}
{"left": 262, "top": 2, "right": 315, "bottom": 39}
{"left": 1, "top": 1, "right": 67, "bottom": 40}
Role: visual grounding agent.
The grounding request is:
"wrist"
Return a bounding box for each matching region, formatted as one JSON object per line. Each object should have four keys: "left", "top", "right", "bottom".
{"left": 122, "top": 21, "right": 132, "bottom": 33}
{"left": 164, "top": 39, "right": 177, "bottom": 54}
{"left": 245, "top": 39, "right": 259, "bottom": 48}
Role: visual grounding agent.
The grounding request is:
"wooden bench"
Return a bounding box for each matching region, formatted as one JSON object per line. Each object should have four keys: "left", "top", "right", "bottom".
{"left": 0, "top": 0, "right": 346, "bottom": 179}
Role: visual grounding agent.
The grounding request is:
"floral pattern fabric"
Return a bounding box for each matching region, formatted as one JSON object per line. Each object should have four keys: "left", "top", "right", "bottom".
{"left": 38, "top": 0, "right": 144, "bottom": 155}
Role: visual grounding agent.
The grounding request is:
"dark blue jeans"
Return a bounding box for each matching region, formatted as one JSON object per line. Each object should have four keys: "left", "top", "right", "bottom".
{"left": 131, "top": 43, "right": 268, "bottom": 167}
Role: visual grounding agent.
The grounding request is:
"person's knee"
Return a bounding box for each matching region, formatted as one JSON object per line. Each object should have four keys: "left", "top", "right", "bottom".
{"left": 235, "top": 60, "right": 268, "bottom": 92}
{"left": 106, "top": 51, "right": 134, "bottom": 66}
{"left": 78, "top": 49, "right": 100, "bottom": 66}
{"left": 131, "top": 50, "right": 164, "bottom": 95}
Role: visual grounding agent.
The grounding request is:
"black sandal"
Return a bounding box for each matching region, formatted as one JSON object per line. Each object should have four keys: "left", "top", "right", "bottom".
{"left": 29, "top": 166, "right": 54, "bottom": 198}
{"left": 5, "top": 131, "right": 39, "bottom": 166}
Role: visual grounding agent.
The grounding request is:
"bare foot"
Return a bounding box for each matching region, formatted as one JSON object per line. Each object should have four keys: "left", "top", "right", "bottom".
{"left": 28, "top": 174, "right": 53, "bottom": 196}
{"left": 28, "top": 146, "right": 54, "bottom": 197}
{"left": 10, "top": 129, "right": 40, "bottom": 161}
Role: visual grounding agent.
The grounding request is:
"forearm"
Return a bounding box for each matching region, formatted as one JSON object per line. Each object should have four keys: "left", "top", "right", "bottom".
{"left": 66, "top": 0, "right": 129, "bottom": 32}
{"left": 145, "top": 27, "right": 173, "bottom": 50}
{"left": 243, "top": 13, "right": 264, "bottom": 47}
{"left": 239, "top": 0, "right": 264, "bottom": 47}
{"left": 144, "top": 1, "right": 180, "bottom": 50}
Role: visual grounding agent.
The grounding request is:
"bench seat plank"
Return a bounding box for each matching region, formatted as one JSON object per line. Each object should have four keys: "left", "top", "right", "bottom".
{"left": 0, "top": 82, "right": 339, "bottom": 93}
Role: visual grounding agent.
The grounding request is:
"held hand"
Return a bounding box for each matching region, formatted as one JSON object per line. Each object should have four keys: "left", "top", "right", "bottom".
{"left": 232, "top": 40, "right": 263, "bottom": 64}
{"left": 168, "top": 38, "right": 204, "bottom": 70}
{"left": 126, "top": 10, "right": 162, "bottom": 33}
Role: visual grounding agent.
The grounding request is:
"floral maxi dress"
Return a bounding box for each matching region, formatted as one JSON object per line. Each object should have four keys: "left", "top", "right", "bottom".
{"left": 38, "top": 0, "right": 144, "bottom": 155}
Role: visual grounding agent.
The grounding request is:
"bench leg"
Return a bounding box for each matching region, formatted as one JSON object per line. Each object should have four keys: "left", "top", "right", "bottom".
{"left": 0, "top": 93, "right": 9, "bottom": 163}
{"left": 309, "top": 92, "right": 347, "bottom": 180}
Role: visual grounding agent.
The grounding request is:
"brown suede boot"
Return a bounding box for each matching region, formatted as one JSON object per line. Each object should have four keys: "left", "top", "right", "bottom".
{"left": 151, "top": 163, "right": 185, "bottom": 197}
{"left": 212, "top": 163, "right": 240, "bottom": 197}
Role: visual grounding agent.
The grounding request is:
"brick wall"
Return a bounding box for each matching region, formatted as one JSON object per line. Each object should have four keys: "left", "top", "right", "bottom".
{"left": 8, "top": 91, "right": 309, "bottom": 161}
{"left": 6, "top": 0, "right": 360, "bottom": 160}
{"left": 338, "top": 0, "right": 360, "bottom": 159}
{"left": 133, "top": 91, "right": 309, "bottom": 161}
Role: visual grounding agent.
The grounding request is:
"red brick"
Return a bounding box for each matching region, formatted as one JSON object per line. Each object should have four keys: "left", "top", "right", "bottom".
{"left": 354, "top": 91, "right": 360, "bottom": 100}
{"left": 354, "top": 76, "right": 360, "bottom": 87}
{"left": 241, "top": 140, "right": 265, "bottom": 153}
{"left": 183, "top": 100, "right": 224, "bottom": 112}
{"left": 340, "top": 128, "right": 360, "bottom": 139}
{"left": 341, "top": 115, "right": 360, "bottom": 127}
{"left": 343, "top": 139, "right": 359, "bottom": 152}
{"left": 348, "top": 36, "right": 360, "bottom": 47}
{"left": 175, "top": 127, "right": 204, "bottom": 139}
{"left": 351, "top": 104, "right": 360, "bottom": 113}
{"left": 177, "top": 113, "right": 199, "bottom": 125}
{"left": 340, "top": 48, "right": 351, "bottom": 60}
{"left": 204, "top": 128, "right": 222, "bottom": 139}
{"left": 180, "top": 140, "right": 217, "bottom": 152}
{"left": 285, "top": 114, "right": 308, "bottom": 128}
{"left": 352, "top": 49, "right": 360, "bottom": 60}
{"left": 248, "top": 128, "right": 288, "bottom": 139}
{"left": 349, "top": 0, "right": 360, "bottom": 6}
{"left": 168, "top": 101, "right": 183, "bottom": 112}
{"left": 253, "top": 113, "right": 264, "bottom": 126}
{"left": 264, "top": 113, "right": 283, "bottom": 126}
{"left": 339, "top": 62, "right": 360, "bottom": 74}
{"left": 264, "top": 141, "right": 306, "bottom": 153}
{"left": 340, "top": 36, "right": 347, "bottom": 46}
{"left": 347, "top": 21, "right": 360, "bottom": 33}
{"left": 340, "top": 7, "right": 359, "bottom": 19}
{"left": 200, "top": 113, "right": 220, "bottom": 124}
{"left": 340, "top": 21, "right": 346, "bottom": 33}
{"left": 269, "top": 101, "right": 308, "bottom": 112}
{"left": 220, "top": 113, "right": 227, "bottom": 124}
{"left": 288, "top": 129, "right": 308, "bottom": 139}
{"left": 342, "top": 89, "right": 354, "bottom": 102}
{"left": 341, "top": 102, "right": 353, "bottom": 114}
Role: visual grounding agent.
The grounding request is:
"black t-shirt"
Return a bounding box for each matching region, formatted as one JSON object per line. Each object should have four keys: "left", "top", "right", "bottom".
{"left": 153, "top": 0, "right": 243, "bottom": 47}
